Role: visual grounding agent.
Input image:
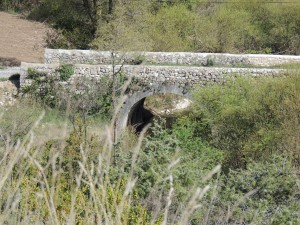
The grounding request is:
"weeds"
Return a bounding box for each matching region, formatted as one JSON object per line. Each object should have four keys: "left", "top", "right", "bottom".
{"left": 57, "top": 64, "right": 74, "bottom": 81}
{"left": 0, "top": 61, "right": 299, "bottom": 224}
{"left": 0, "top": 105, "right": 224, "bottom": 224}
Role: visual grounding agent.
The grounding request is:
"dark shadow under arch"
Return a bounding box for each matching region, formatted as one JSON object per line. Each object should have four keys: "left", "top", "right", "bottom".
{"left": 128, "top": 97, "right": 154, "bottom": 133}
{"left": 8, "top": 74, "right": 20, "bottom": 89}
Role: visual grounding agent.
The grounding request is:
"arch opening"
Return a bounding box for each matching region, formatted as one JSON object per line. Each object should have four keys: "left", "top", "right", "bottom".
{"left": 117, "top": 84, "right": 191, "bottom": 136}
{"left": 127, "top": 93, "right": 191, "bottom": 133}
{"left": 8, "top": 74, "right": 20, "bottom": 89}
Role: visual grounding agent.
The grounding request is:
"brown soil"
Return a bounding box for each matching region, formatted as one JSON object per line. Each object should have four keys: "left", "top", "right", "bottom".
{"left": 0, "top": 12, "right": 49, "bottom": 63}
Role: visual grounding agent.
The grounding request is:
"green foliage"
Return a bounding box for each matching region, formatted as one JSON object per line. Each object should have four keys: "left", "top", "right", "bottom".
{"left": 57, "top": 64, "right": 74, "bottom": 81}
{"left": 91, "top": 1, "right": 153, "bottom": 51}
{"left": 0, "top": 95, "right": 300, "bottom": 224}
{"left": 22, "top": 68, "right": 115, "bottom": 121}
{"left": 125, "top": 118, "right": 223, "bottom": 214}
{"left": 28, "top": 0, "right": 97, "bottom": 49}
{"left": 192, "top": 73, "right": 300, "bottom": 169}
{"left": 216, "top": 156, "right": 300, "bottom": 224}
{"left": 92, "top": 0, "right": 300, "bottom": 54}
{"left": 246, "top": 48, "right": 273, "bottom": 54}
{"left": 0, "top": 99, "right": 42, "bottom": 144}
{"left": 0, "top": 0, "right": 35, "bottom": 12}
{"left": 206, "top": 58, "right": 214, "bottom": 67}
{"left": 2, "top": 0, "right": 300, "bottom": 53}
{"left": 27, "top": 67, "right": 46, "bottom": 79}
{"left": 128, "top": 55, "right": 145, "bottom": 65}
{"left": 148, "top": 4, "right": 197, "bottom": 52}
{"left": 22, "top": 68, "right": 59, "bottom": 107}
{"left": 0, "top": 113, "right": 158, "bottom": 224}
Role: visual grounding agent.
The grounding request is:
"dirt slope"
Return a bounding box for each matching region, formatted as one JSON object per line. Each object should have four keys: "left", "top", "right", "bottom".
{"left": 0, "top": 12, "right": 49, "bottom": 63}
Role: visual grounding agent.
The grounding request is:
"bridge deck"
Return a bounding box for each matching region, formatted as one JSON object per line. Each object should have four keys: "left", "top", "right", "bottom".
{"left": 0, "top": 67, "right": 23, "bottom": 80}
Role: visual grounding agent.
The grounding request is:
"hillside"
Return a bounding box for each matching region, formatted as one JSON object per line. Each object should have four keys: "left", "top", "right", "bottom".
{"left": 0, "top": 12, "right": 48, "bottom": 64}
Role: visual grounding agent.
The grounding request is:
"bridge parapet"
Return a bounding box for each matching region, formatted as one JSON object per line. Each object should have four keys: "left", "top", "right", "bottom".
{"left": 45, "top": 49, "right": 300, "bottom": 67}
{"left": 20, "top": 62, "right": 285, "bottom": 89}
{"left": 0, "top": 67, "right": 24, "bottom": 79}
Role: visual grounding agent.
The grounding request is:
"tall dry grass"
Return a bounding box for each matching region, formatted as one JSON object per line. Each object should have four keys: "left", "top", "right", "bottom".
{"left": 0, "top": 100, "right": 222, "bottom": 225}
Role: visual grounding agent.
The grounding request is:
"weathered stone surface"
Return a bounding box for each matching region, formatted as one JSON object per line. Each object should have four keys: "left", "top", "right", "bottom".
{"left": 0, "top": 67, "right": 23, "bottom": 79}
{"left": 20, "top": 63, "right": 285, "bottom": 89}
{"left": 0, "top": 81, "right": 18, "bottom": 106}
{"left": 45, "top": 49, "right": 300, "bottom": 67}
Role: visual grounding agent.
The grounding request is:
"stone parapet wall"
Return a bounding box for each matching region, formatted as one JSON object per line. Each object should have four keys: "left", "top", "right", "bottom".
{"left": 20, "top": 63, "right": 58, "bottom": 86}
{"left": 21, "top": 62, "right": 285, "bottom": 88}
{"left": 0, "top": 67, "right": 24, "bottom": 79}
{"left": 73, "top": 65, "right": 284, "bottom": 87}
{"left": 44, "top": 49, "right": 300, "bottom": 67}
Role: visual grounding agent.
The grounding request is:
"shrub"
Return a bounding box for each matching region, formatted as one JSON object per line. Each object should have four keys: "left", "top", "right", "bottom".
{"left": 22, "top": 68, "right": 114, "bottom": 121}
{"left": 191, "top": 72, "right": 300, "bottom": 169}
{"left": 214, "top": 156, "right": 300, "bottom": 224}
{"left": 123, "top": 118, "right": 223, "bottom": 220}
{"left": 57, "top": 64, "right": 74, "bottom": 81}
{"left": 0, "top": 96, "right": 298, "bottom": 224}
{"left": 22, "top": 68, "right": 59, "bottom": 107}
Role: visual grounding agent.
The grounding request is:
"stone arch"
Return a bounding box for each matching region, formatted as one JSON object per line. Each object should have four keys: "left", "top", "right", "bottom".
{"left": 8, "top": 74, "right": 21, "bottom": 89}
{"left": 117, "top": 84, "right": 191, "bottom": 133}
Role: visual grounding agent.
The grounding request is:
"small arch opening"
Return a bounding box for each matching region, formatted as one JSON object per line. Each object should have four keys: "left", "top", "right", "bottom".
{"left": 8, "top": 74, "right": 20, "bottom": 89}
{"left": 127, "top": 93, "right": 191, "bottom": 133}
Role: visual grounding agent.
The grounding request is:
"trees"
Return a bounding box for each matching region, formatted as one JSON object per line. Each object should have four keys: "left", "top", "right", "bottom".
{"left": 27, "top": 0, "right": 117, "bottom": 49}
{"left": 91, "top": 0, "right": 153, "bottom": 51}
{"left": 4, "top": 0, "right": 299, "bottom": 54}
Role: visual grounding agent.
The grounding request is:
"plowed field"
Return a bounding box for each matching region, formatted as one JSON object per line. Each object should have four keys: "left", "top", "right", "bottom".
{"left": 0, "top": 12, "right": 48, "bottom": 63}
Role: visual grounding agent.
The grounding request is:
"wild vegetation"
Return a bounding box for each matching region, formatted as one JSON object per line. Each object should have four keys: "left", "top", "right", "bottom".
{"left": 1, "top": 0, "right": 300, "bottom": 224}
{"left": 0, "top": 66, "right": 299, "bottom": 224}
{"left": 1, "top": 0, "right": 300, "bottom": 54}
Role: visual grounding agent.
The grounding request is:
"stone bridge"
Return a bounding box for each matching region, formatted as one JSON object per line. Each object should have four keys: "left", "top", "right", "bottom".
{"left": 1, "top": 49, "right": 299, "bottom": 132}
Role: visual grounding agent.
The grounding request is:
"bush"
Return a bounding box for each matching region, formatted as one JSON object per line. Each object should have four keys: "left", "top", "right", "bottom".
{"left": 90, "top": 0, "right": 300, "bottom": 54}
{"left": 28, "top": 0, "right": 95, "bottom": 49}
{"left": 22, "top": 68, "right": 59, "bottom": 108}
{"left": 191, "top": 72, "right": 300, "bottom": 169}
{"left": 121, "top": 118, "right": 223, "bottom": 219}
{"left": 214, "top": 156, "right": 300, "bottom": 224}
{"left": 0, "top": 104, "right": 222, "bottom": 224}
{"left": 0, "top": 96, "right": 299, "bottom": 224}
{"left": 22, "top": 68, "right": 114, "bottom": 120}
{"left": 57, "top": 64, "right": 74, "bottom": 81}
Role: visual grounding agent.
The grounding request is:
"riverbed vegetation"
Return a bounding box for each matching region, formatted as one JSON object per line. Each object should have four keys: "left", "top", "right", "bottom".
{"left": 1, "top": 0, "right": 300, "bottom": 224}
{"left": 1, "top": 68, "right": 300, "bottom": 224}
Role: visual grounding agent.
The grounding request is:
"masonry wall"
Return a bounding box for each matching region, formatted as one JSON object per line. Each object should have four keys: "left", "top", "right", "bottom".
{"left": 21, "top": 62, "right": 285, "bottom": 88}
{"left": 0, "top": 67, "right": 23, "bottom": 79}
{"left": 44, "top": 49, "right": 300, "bottom": 67}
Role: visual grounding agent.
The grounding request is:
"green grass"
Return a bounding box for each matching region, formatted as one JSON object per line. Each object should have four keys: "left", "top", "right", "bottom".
{"left": 272, "top": 62, "right": 300, "bottom": 70}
